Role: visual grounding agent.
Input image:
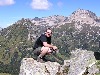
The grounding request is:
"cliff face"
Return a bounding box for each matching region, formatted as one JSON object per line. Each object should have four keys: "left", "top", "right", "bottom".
{"left": 19, "top": 49, "right": 99, "bottom": 75}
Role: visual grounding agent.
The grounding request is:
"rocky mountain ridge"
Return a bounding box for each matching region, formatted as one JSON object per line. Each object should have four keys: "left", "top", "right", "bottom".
{"left": 28, "top": 9, "right": 100, "bottom": 28}
{"left": 10, "top": 9, "right": 100, "bottom": 32}
{"left": 1, "top": 9, "right": 100, "bottom": 30}
{"left": 31, "top": 15, "right": 68, "bottom": 26}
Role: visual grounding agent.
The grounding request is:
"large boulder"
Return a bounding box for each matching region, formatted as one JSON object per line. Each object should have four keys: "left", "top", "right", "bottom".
{"left": 66, "top": 49, "right": 99, "bottom": 75}
{"left": 19, "top": 58, "right": 61, "bottom": 75}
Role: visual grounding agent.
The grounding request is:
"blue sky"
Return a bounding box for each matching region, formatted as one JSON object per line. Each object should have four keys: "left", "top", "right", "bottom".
{"left": 0, "top": 0, "right": 100, "bottom": 28}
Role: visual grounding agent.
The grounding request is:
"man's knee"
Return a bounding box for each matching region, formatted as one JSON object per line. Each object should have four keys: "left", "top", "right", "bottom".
{"left": 41, "top": 46, "right": 49, "bottom": 52}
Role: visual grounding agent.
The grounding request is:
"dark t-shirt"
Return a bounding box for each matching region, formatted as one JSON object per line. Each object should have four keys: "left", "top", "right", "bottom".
{"left": 33, "top": 34, "right": 51, "bottom": 49}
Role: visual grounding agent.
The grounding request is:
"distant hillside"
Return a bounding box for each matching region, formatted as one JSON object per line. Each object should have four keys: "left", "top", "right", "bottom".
{"left": 0, "top": 27, "right": 3, "bottom": 35}
{"left": 0, "top": 27, "right": 2, "bottom": 30}
{"left": 0, "top": 9, "right": 100, "bottom": 75}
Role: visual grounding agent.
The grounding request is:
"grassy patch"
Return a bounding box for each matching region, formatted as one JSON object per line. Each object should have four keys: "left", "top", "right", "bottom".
{"left": 96, "top": 73, "right": 100, "bottom": 75}
{"left": 96, "top": 60, "right": 100, "bottom": 69}
{"left": 0, "top": 73, "right": 11, "bottom": 75}
{"left": 95, "top": 60, "right": 100, "bottom": 75}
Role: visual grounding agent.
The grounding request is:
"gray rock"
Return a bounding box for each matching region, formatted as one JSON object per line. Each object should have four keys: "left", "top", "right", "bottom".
{"left": 19, "top": 58, "right": 61, "bottom": 75}
{"left": 67, "top": 49, "right": 99, "bottom": 75}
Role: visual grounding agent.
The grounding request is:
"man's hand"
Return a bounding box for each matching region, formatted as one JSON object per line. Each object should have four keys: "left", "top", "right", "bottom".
{"left": 53, "top": 46, "right": 58, "bottom": 50}
{"left": 52, "top": 46, "right": 59, "bottom": 54}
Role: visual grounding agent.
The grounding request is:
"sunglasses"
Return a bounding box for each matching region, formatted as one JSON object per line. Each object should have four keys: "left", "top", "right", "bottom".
{"left": 47, "top": 32, "right": 52, "bottom": 35}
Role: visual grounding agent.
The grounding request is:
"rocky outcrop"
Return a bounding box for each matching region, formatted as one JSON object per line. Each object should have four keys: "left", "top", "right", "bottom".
{"left": 19, "top": 49, "right": 99, "bottom": 75}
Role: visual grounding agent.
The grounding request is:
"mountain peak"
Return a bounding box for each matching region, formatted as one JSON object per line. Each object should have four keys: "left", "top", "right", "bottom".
{"left": 68, "top": 9, "right": 98, "bottom": 25}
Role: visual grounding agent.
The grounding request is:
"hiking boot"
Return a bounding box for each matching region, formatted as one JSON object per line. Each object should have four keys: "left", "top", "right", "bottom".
{"left": 52, "top": 51, "right": 56, "bottom": 54}
{"left": 42, "top": 55, "right": 48, "bottom": 62}
{"left": 37, "top": 57, "right": 45, "bottom": 63}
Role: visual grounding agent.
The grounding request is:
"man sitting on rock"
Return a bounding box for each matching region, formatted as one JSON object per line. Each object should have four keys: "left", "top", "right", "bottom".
{"left": 33, "top": 28, "right": 58, "bottom": 62}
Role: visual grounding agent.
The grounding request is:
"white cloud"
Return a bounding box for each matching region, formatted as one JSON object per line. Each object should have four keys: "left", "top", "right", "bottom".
{"left": 0, "top": 0, "right": 15, "bottom": 6}
{"left": 30, "top": 0, "right": 52, "bottom": 10}
{"left": 57, "top": 1, "right": 63, "bottom": 8}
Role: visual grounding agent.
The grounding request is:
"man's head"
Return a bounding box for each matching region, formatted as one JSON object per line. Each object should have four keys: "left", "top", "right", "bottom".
{"left": 45, "top": 28, "right": 52, "bottom": 37}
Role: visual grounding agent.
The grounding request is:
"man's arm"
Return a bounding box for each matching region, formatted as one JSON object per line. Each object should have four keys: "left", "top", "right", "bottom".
{"left": 40, "top": 34, "right": 57, "bottom": 49}
{"left": 43, "top": 42, "right": 54, "bottom": 48}
{"left": 43, "top": 42, "right": 58, "bottom": 50}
